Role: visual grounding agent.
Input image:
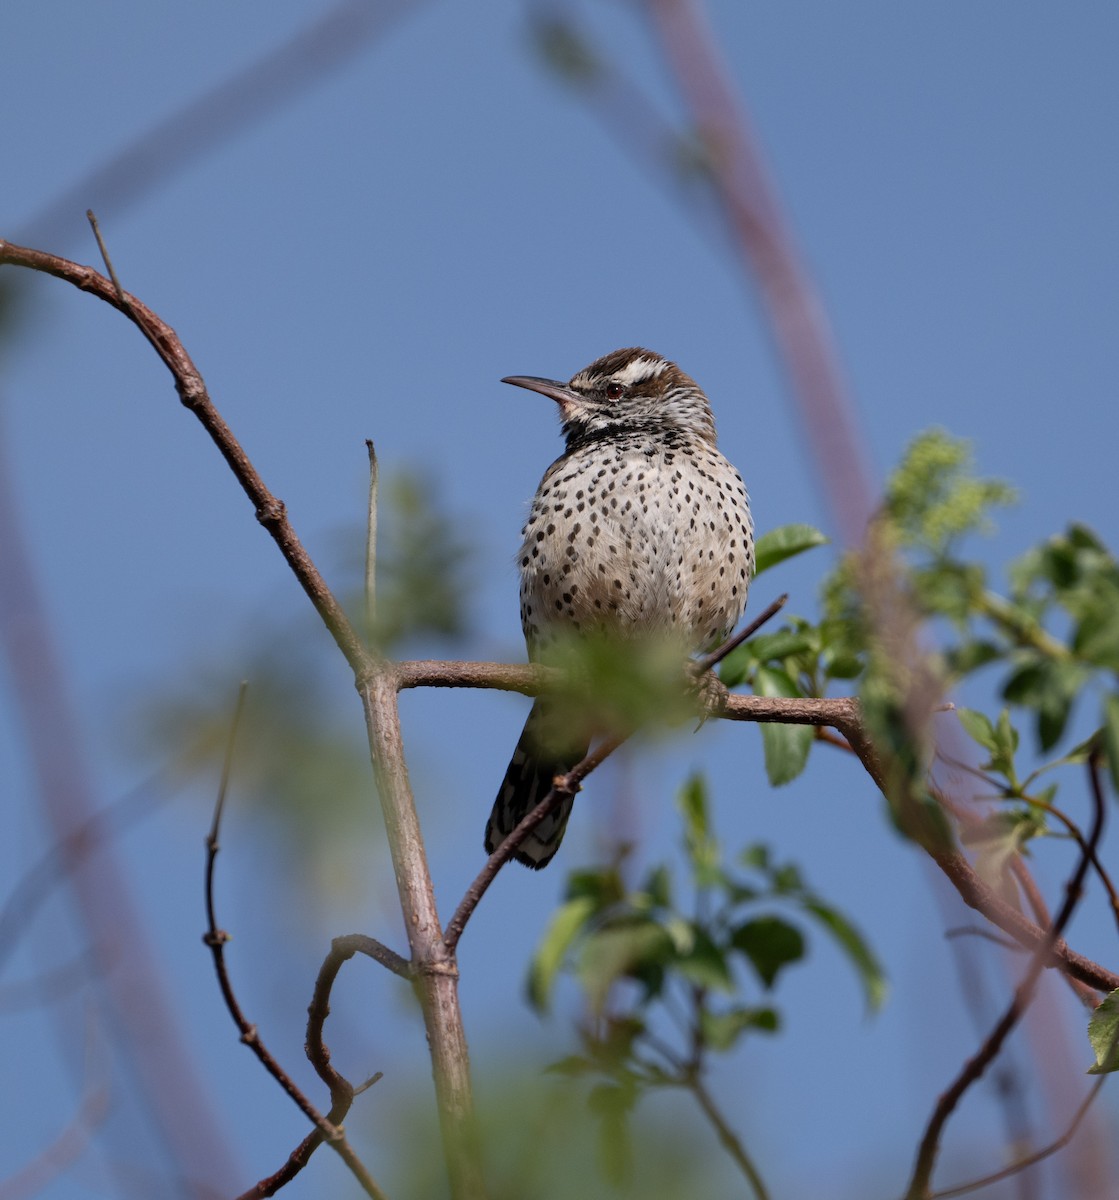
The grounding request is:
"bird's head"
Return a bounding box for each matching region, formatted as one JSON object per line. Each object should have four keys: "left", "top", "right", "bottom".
{"left": 502, "top": 347, "right": 718, "bottom": 449}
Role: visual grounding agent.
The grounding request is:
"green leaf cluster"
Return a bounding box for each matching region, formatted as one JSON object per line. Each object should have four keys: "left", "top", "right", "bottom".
{"left": 718, "top": 431, "right": 1119, "bottom": 810}
{"left": 527, "top": 774, "right": 884, "bottom": 1184}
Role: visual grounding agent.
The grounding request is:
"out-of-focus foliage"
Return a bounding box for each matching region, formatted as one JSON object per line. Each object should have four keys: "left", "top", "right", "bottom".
{"left": 133, "top": 468, "right": 473, "bottom": 910}
{"left": 353, "top": 469, "right": 474, "bottom": 652}
{"left": 526, "top": 774, "right": 882, "bottom": 1191}
{"left": 382, "top": 1063, "right": 745, "bottom": 1200}
{"left": 720, "top": 429, "right": 1119, "bottom": 813}
{"left": 518, "top": 426, "right": 1117, "bottom": 1174}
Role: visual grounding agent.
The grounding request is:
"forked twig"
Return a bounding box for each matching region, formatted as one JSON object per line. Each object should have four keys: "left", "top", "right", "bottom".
{"left": 203, "top": 684, "right": 387, "bottom": 1200}
{"left": 902, "top": 754, "right": 1108, "bottom": 1198}
{"left": 926, "top": 1077, "right": 1106, "bottom": 1200}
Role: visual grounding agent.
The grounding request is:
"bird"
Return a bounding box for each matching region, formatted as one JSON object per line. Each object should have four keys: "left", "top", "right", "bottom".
{"left": 485, "top": 347, "right": 754, "bottom": 869}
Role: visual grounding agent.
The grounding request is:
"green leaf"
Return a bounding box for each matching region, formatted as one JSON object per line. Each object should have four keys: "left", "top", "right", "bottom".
{"left": 744, "top": 627, "right": 818, "bottom": 664}
{"left": 822, "top": 649, "right": 865, "bottom": 680}
{"left": 753, "top": 524, "right": 830, "bottom": 576}
{"left": 754, "top": 665, "right": 815, "bottom": 785}
{"left": 676, "top": 773, "right": 720, "bottom": 875}
{"left": 1088, "top": 989, "right": 1119, "bottom": 1075}
{"left": 730, "top": 916, "right": 805, "bottom": 989}
{"left": 960, "top": 809, "right": 1047, "bottom": 904}
{"left": 674, "top": 925, "right": 734, "bottom": 992}
{"left": 701, "top": 1006, "right": 780, "bottom": 1051}
{"left": 641, "top": 864, "right": 673, "bottom": 910}
{"left": 956, "top": 707, "right": 997, "bottom": 752}
{"left": 577, "top": 921, "right": 673, "bottom": 1014}
{"left": 739, "top": 844, "right": 770, "bottom": 872}
{"left": 544, "top": 1054, "right": 596, "bottom": 1077}
{"left": 802, "top": 898, "right": 888, "bottom": 1012}
{"left": 944, "top": 639, "right": 1003, "bottom": 678}
{"left": 1104, "top": 694, "right": 1119, "bottom": 794}
{"left": 526, "top": 895, "right": 597, "bottom": 1013}
{"left": 564, "top": 865, "right": 625, "bottom": 909}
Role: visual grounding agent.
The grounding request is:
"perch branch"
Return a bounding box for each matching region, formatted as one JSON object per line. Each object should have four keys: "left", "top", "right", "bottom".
{"left": 0, "top": 236, "right": 485, "bottom": 1200}
{"left": 444, "top": 734, "right": 628, "bottom": 953}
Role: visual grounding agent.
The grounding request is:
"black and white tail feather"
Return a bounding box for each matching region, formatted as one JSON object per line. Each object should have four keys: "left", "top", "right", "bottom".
{"left": 484, "top": 701, "right": 588, "bottom": 869}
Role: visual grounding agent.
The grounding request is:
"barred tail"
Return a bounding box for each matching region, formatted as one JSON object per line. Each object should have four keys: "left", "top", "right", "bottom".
{"left": 485, "top": 701, "right": 589, "bottom": 869}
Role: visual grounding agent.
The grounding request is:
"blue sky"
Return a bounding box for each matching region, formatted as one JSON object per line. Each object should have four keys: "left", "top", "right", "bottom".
{"left": 3, "top": 4, "right": 1118, "bottom": 1198}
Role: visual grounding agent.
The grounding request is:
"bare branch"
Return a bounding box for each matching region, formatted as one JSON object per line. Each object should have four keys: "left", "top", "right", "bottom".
{"left": 0, "top": 238, "right": 374, "bottom": 677}
{"left": 692, "top": 592, "right": 787, "bottom": 675}
{"left": 444, "top": 734, "right": 628, "bottom": 953}
{"left": 926, "top": 1077, "right": 1107, "bottom": 1200}
{"left": 903, "top": 754, "right": 1108, "bottom": 1198}
{"left": 1, "top": 237, "right": 484, "bottom": 1199}
{"left": 365, "top": 439, "right": 379, "bottom": 641}
{"left": 203, "top": 687, "right": 387, "bottom": 1199}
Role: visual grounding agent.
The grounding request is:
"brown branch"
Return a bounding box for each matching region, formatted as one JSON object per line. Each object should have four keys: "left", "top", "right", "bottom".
{"left": 902, "top": 754, "right": 1108, "bottom": 1199}
{"left": 0, "top": 237, "right": 371, "bottom": 675}
{"left": 926, "top": 1077, "right": 1107, "bottom": 1200}
{"left": 238, "top": 935, "right": 399, "bottom": 1199}
{"left": 810, "top": 709, "right": 1119, "bottom": 997}
{"left": 692, "top": 592, "right": 788, "bottom": 674}
{"left": 203, "top": 687, "right": 387, "bottom": 1199}
{"left": 444, "top": 734, "right": 628, "bottom": 953}
{"left": 401, "top": 657, "right": 1119, "bottom": 993}
{"left": 1, "top": 236, "right": 485, "bottom": 1199}
{"left": 357, "top": 671, "right": 487, "bottom": 1198}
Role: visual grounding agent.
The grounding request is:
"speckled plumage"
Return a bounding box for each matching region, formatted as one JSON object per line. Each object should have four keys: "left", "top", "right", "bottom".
{"left": 485, "top": 348, "right": 754, "bottom": 868}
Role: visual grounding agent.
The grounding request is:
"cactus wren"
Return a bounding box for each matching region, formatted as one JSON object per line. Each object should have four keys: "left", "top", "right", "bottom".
{"left": 485, "top": 347, "right": 754, "bottom": 868}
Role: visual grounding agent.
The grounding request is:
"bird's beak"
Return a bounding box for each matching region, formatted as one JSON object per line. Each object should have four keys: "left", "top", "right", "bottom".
{"left": 501, "top": 375, "right": 580, "bottom": 415}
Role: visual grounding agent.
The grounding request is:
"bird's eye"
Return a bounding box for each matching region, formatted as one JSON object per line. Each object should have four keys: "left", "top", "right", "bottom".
{"left": 605, "top": 382, "right": 624, "bottom": 400}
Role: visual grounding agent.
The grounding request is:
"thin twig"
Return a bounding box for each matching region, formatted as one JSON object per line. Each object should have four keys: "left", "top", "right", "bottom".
{"left": 903, "top": 753, "right": 1108, "bottom": 1198}
{"left": 1, "top": 237, "right": 483, "bottom": 1200}
{"left": 365, "top": 439, "right": 379, "bottom": 642}
{"left": 688, "top": 1076, "right": 770, "bottom": 1200}
{"left": 238, "top": 935, "right": 398, "bottom": 1199}
{"left": 943, "top": 928, "right": 1023, "bottom": 953}
{"left": 692, "top": 592, "right": 788, "bottom": 674}
{"left": 85, "top": 211, "right": 125, "bottom": 303}
{"left": 443, "top": 734, "right": 628, "bottom": 953}
{"left": 926, "top": 1077, "right": 1106, "bottom": 1200}
{"left": 202, "top": 685, "right": 387, "bottom": 1200}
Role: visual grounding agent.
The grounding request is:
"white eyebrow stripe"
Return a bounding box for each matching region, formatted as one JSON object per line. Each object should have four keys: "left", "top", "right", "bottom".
{"left": 610, "top": 355, "right": 669, "bottom": 387}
